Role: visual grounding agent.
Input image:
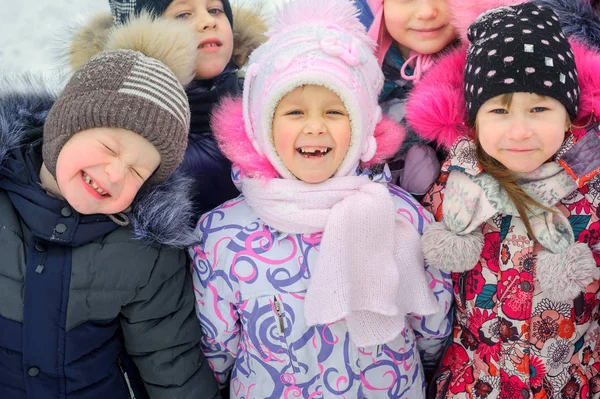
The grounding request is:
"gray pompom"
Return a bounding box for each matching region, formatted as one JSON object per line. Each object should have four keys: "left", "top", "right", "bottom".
{"left": 422, "top": 222, "right": 484, "bottom": 272}
{"left": 537, "top": 242, "right": 600, "bottom": 303}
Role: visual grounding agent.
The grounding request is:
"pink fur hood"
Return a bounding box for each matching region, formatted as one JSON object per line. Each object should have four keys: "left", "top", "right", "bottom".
{"left": 210, "top": 96, "right": 406, "bottom": 179}
{"left": 406, "top": 40, "right": 600, "bottom": 150}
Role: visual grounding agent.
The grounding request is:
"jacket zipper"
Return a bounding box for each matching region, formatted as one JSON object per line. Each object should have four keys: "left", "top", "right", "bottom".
{"left": 273, "top": 296, "right": 285, "bottom": 334}
{"left": 273, "top": 296, "right": 299, "bottom": 373}
{"left": 117, "top": 357, "right": 136, "bottom": 399}
{"left": 458, "top": 272, "right": 468, "bottom": 307}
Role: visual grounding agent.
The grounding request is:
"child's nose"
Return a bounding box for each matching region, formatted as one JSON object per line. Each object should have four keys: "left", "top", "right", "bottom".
{"left": 105, "top": 162, "right": 125, "bottom": 183}
{"left": 195, "top": 12, "right": 217, "bottom": 32}
{"left": 507, "top": 118, "right": 534, "bottom": 140}
{"left": 303, "top": 118, "right": 326, "bottom": 135}
{"left": 415, "top": 1, "right": 439, "bottom": 20}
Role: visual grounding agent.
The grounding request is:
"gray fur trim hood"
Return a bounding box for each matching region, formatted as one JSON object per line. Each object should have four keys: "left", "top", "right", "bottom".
{"left": 0, "top": 79, "right": 198, "bottom": 248}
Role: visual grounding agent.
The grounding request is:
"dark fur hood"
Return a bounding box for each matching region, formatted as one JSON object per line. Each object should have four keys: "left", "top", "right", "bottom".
{"left": 534, "top": 0, "right": 600, "bottom": 49}
{"left": 0, "top": 79, "right": 198, "bottom": 248}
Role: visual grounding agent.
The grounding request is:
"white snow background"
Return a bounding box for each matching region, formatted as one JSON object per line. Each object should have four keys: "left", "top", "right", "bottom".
{"left": 0, "top": 0, "right": 287, "bottom": 86}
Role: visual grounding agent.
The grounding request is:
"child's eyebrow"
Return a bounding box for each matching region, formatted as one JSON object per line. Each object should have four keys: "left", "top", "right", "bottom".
{"left": 485, "top": 97, "right": 504, "bottom": 105}
{"left": 169, "top": 0, "right": 189, "bottom": 7}
{"left": 532, "top": 94, "right": 550, "bottom": 101}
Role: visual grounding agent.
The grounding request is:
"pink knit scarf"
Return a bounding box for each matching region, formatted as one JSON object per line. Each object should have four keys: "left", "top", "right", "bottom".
{"left": 241, "top": 175, "right": 439, "bottom": 347}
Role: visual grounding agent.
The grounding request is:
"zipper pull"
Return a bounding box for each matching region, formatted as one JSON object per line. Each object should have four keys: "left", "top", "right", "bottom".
{"left": 273, "top": 296, "right": 285, "bottom": 334}
{"left": 376, "top": 345, "right": 382, "bottom": 357}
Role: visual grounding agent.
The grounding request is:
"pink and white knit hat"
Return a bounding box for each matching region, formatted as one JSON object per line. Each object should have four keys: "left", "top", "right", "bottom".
{"left": 242, "top": 0, "right": 385, "bottom": 179}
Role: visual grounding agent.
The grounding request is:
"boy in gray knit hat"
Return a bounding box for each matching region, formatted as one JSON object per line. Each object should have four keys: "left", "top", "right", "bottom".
{"left": 41, "top": 46, "right": 191, "bottom": 214}
{"left": 67, "top": 0, "right": 268, "bottom": 217}
{"left": 0, "top": 16, "right": 221, "bottom": 399}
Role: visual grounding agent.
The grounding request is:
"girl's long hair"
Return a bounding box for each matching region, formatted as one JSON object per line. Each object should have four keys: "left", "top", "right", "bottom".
{"left": 474, "top": 93, "right": 559, "bottom": 239}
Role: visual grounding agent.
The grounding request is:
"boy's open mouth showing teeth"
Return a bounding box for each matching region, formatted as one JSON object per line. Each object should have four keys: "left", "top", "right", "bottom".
{"left": 82, "top": 171, "right": 110, "bottom": 197}
{"left": 198, "top": 38, "right": 222, "bottom": 50}
{"left": 297, "top": 147, "right": 332, "bottom": 158}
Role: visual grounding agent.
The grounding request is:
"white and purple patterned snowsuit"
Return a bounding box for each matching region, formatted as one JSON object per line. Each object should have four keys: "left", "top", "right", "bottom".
{"left": 189, "top": 176, "right": 453, "bottom": 399}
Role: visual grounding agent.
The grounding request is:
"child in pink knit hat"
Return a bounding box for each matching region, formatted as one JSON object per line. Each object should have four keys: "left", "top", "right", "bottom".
{"left": 188, "top": 0, "right": 453, "bottom": 397}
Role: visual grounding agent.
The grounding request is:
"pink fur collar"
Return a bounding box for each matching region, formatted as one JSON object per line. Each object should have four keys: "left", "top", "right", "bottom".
{"left": 407, "top": 40, "right": 600, "bottom": 150}
{"left": 210, "top": 96, "right": 406, "bottom": 178}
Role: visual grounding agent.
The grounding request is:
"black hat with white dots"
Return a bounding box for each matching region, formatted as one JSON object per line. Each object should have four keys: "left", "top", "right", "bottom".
{"left": 464, "top": 2, "right": 579, "bottom": 124}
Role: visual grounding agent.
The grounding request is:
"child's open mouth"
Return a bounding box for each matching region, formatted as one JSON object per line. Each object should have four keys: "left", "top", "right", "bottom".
{"left": 82, "top": 171, "right": 110, "bottom": 197}
{"left": 198, "top": 38, "right": 222, "bottom": 51}
{"left": 296, "top": 147, "right": 332, "bottom": 158}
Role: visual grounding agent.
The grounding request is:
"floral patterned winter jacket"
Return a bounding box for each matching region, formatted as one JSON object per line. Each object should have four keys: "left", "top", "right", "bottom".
{"left": 423, "top": 137, "right": 600, "bottom": 398}
{"left": 405, "top": 25, "right": 600, "bottom": 399}
{"left": 189, "top": 170, "right": 453, "bottom": 399}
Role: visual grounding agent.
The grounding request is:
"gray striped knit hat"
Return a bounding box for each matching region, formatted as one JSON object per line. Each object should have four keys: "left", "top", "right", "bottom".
{"left": 43, "top": 49, "right": 190, "bottom": 185}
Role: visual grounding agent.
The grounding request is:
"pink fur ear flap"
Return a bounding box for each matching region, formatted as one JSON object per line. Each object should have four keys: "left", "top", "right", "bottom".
{"left": 210, "top": 96, "right": 279, "bottom": 179}
{"left": 406, "top": 46, "right": 472, "bottom": 150}
{"left": 361, "top": 115, "right": 406, "bottom": 167}
{"left": 571, "top": 40, "right": 600, "bottom": 126}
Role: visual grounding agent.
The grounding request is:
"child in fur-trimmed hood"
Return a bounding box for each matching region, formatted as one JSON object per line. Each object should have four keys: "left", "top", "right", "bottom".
{"left": 69, "top": 0, "right": 268, "bottom": 217}
{"left": 406, "top": 2, "right": 600, "bottom": 397}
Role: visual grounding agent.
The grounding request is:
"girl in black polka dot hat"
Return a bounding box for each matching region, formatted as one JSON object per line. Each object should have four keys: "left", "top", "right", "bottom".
{"left": 406, "top": 2, "right": 600, "bottom": 397}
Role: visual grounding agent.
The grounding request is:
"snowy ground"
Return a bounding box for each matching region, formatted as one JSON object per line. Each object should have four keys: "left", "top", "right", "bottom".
{"left": 0, "top": 0, "right": 285, "bottom": 84}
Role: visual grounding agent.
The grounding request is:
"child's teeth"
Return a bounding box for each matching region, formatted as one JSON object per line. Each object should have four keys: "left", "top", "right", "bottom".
{"left": 83, "top": 172, "right": 108, "bottom": 196}
{"left": 299, "top": 147, "right": 330, "bottom": 155}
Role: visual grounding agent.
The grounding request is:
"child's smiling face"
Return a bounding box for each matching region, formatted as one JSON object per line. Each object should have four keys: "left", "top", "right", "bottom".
{"left": 164, "top": 0, "right": 234, "bottom": 79}
{"left": 476, "top": 93, "right": 569, "bottom": 173}
{"left": 51, "top": 128, "right": 161, "bottom": 215}
{"left": 383, "top": 0, "right": 456, "bottom": 59}
{"left": 272, "top": 85, "right": 352, "bottom": 184}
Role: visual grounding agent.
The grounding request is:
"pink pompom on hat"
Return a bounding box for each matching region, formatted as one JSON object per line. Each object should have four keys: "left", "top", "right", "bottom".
{"left": 242, "top": 0, "right": 387, "bottom": 179}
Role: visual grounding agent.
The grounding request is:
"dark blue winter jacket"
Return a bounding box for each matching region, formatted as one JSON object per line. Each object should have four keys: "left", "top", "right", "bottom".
{"left": 0, "top": 86, "right": 220, "bottom": 399}
{"left": 182, "top": 69, "right": 241, "bottom": 215}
